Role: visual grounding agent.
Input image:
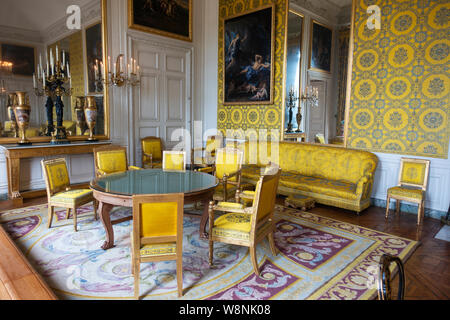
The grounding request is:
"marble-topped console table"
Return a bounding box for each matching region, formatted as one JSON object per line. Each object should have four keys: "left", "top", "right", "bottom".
{"left": 0, "top": 141, "right": 111, "bottom": 205}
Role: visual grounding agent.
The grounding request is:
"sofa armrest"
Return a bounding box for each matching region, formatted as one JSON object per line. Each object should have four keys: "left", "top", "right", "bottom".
{"left": 355, "top": 174, "right": 373, "bottom": 200}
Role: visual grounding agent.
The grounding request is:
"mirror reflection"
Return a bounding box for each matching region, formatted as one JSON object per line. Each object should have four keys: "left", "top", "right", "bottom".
{"left": 0, "top": 0, "right": 105, "bottom": 143}
{"left": 284, "top": 0, "right": 353, "bottom": 145}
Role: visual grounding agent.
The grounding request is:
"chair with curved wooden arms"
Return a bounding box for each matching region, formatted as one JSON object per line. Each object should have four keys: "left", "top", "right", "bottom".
{"left": 191, "top": 134, "right": 223, "bottom": 169}
{"left": 386, "top": 158, "right": 430, "bottom": 225}
{"left": 237, "top": 162, "right": 280, "bottom": 206}
{"left": 163, "top": 150, "right": 186, "bottom": 171}
{"left": 93, "top": 145, "right": 141, "bottom": 177}
{"left": 141, "top": 136, "right": 164, "bottom": 169}
{"left": 41, "top": 158, "right": 97, "bottom": 232}
{"left": 131, "top": 193, "right": 184, "bottom": 299}
{"left": 377, "top": 254, "right": 405, "bottom": 300}
{"left": 208, "top": 167, "right": 281, "bottom": 276}
{"left": 198, "top": 147, "right": 244, "bottom": 203}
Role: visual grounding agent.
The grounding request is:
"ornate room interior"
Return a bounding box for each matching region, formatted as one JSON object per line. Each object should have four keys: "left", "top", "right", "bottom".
{"left": 0, "top": 0, "right": 448, "bottom": 302}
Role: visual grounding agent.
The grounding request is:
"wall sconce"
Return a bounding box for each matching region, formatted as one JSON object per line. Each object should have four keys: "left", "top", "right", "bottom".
{"left": 104, "top": 54, "right": 140, "bottom": 87}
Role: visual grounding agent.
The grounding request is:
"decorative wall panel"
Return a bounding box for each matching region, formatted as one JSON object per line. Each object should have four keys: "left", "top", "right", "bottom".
{"left": 217, "top": 0, "right": 287, "bottom": 139}
{"left": 348, "top": 0, "right": 450, "bottom": 159}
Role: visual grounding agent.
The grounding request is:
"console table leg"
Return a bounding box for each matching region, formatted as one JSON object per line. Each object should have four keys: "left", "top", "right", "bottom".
{"left": 6, "top": 157, "right": 23, "bottom": 205}
{"left": 99, "top": 201, "right": 115, "bottom": 250}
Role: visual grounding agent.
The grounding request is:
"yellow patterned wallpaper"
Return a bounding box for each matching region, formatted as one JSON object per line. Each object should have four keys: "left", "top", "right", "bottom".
{"left": 217, "top": 0, "right": 287, "bottom": 140}
{"left": 348, "top": 0, "right": 450, "bottom": 158}
{"left": 68, "top": 31, "right": 85, "bottom": 122}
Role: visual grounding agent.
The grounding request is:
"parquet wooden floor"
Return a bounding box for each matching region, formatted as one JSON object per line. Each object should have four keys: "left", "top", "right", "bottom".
{"left": 0, "top": 196, "right": 448, "bottom": 300}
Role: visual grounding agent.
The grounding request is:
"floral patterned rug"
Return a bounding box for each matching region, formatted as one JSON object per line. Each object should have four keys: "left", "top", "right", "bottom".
{"left": 0, "top": 204, "right": 419, "bottom": 300}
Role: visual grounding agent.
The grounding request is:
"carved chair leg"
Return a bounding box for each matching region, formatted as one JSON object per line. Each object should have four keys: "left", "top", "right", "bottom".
{"left": 47, "top": 205, "right": 55, "bottom": 229}
{"left": 73, "top": 207, "right": 78, "bottom": 232}
{"left": 417, "top": 201, "right": 424, "bottom": 226}
{"left": 249, "top": 245, "right": 260, "bottom": 277}
{"left": 66, "top": 208, "right": 71, "bottom": 220}
{"left": 134, "top": 259, "right": 140, "bottom": 300}
{"left": 267, "top": 231, "right": 278, "bottom": 256}
{"left": 177, "top": 258, "right": 183, "bottom": 297}
{"left": 396, "top": 199, "right": 400, "bottom": 215}
{"left": 385, "top": 197, "right": 390, "bottom": 219}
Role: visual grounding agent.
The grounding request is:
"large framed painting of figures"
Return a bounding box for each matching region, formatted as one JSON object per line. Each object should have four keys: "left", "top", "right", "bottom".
{"left": 309, "top": 20, "right": 333, "bottom": 73}
{"left": 223, "top": 5, "right": 275, "bottom": 105}
{"left": 128, "top": 0, "right": 192, "bottom": 42}
{"left": 85, "top": 22, "right": 103, "bottom": 94}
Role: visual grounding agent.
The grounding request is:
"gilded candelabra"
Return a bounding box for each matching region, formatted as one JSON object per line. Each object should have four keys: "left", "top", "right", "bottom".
{"left": 103, "top": 54, "right": 140, "bottom": 87}
{"left": 34, "top": 45, "right": 73, "bottom": 144}
{"left": 298, "top": 86, "right": 319, "bottom": 132}
{"left": 285, "top": 86, "right": 299, "bottom": 133}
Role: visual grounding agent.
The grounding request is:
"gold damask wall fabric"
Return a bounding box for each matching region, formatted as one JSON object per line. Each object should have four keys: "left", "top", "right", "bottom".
{"left": 217, "top": 0, "right": 287, "bottom": 139}
{"left": 348, "top": 0, "right": 450, "bottom": 159}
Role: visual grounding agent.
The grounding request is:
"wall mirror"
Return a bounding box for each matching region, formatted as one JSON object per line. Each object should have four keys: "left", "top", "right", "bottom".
{"left": 0, "top": 0, "right": 109, "bottom": 144}
{"left": 282, "top": 0, "right": 354, "bottom": 146}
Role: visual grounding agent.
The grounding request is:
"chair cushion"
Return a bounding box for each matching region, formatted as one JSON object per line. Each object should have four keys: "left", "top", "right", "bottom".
{"left": 216, "top": 202, "right": 245, "bottom": 210}
{"left": 50, "top": 189, "right": 93, "bottom": 206}
{"left": 401, "top": 162, "right": 427, "bottom": 186}
{"left": 212, "top": 212, "right": 252, "bottom": 240}
{"left": 279, "top": 172, "right": 358, "bottom": 200}
{"left": 388, "top": 186, "right": 424, "bottom": 201}
{"left": 140, "top": 243, "right": 176, "bottom": 257}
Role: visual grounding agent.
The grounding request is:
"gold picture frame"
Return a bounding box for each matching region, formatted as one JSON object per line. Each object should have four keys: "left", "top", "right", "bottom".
{"left": 222, "top": 4, "right": 275, "bottom": 106}
{"left": 308, "top": 20, "right": 333, "bottom": 74}
{"left": 128, "top": 0, "right": 193, "bottom": 42}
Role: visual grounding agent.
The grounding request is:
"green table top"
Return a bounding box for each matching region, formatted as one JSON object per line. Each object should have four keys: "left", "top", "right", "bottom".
{"left": 90, "top": 169, "right": 218, "bottom": 196}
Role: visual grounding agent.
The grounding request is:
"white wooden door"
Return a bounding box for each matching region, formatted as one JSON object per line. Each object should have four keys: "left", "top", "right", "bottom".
{"left": 132, "top": 41, "right": 191, "bottom": 166}
{"left": 307, "top": 79, "right": 327, "bottom": 143}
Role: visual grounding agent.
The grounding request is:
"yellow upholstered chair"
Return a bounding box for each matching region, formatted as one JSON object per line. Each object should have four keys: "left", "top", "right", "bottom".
{"left": 198, "top": 148, "right": 244, "bottom": 202}
{"left": 131, "top": 193, "right": 184, "bottom": 299}
{"left": 208, "top": 167, "right": 281, "bottom": 276}
{"left": 386, "top": 158, "right": 430, "bottom": 225}
{"left": 191, "top": 135, "right": 223, "bottom": 168}
{"left": 237, "top": 162, "right": 280, "bottom": 206}
{"left": 141, "top": 136, "right": 164, "bottom": 169}
{"left": 93, "top": 145, "right": 141, "bottom": 177}
{"left": 163, "top": 151, "right": 186, "bottom": 171}
{"left": 41, "top": 158, "right": 97, "bottom": 232}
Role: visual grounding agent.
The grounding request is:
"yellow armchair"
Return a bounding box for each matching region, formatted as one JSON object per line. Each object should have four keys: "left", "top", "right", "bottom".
{"left": 386, "top": 158, "right": 430, "bottom": 225}
{"left": 41, "top": 158, "right": 97, "bottom": 232}
{"left": 131, "top": 193, "right": 184, "bottom": 299}
{"left": 199, "top": 148, "right": 244, "bottom": 202}
{"left": 93, "top": 145, "right": 141, "bottom": 177}
{"left": 208, "top": 167, "right": 281, "bottom": 276}
{"left": 163, "top": 151, "right": 186, "bottom": 171}
{"left": 191, "top": 135, "right": 223, "bottom": 168}
{"left": 141, "top": 136, "right": 164, "bottom": 169}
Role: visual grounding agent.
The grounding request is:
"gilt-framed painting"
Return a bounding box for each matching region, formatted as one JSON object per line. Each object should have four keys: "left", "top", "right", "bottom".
{"left": 0, "top": 43, "right": 35, "bottom": 77}
{"left": 85, "top": 22, "right": 103, "bottom": 94}
{"left": 128, "top": 0, "right": 192, "bottom": 42}
{"left": 223, "top": 4, "right": 275, "bottom": 105}
{"left": 309, "top": 20, "right": 333, "bottom": 73}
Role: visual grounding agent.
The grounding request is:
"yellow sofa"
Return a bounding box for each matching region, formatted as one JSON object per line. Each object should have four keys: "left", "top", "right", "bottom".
{"left": 239, "top": 141, "right": 378, "bottom": 214}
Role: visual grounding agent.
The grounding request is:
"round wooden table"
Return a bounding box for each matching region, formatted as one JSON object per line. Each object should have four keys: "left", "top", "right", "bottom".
{"left": 90, "top": 169, "right": 218, "bottom": 250}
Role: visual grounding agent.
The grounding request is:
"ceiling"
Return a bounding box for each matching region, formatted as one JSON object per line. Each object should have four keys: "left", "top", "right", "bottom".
{"left": 0, "top": 0, "right": 94, "bottom": 32}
